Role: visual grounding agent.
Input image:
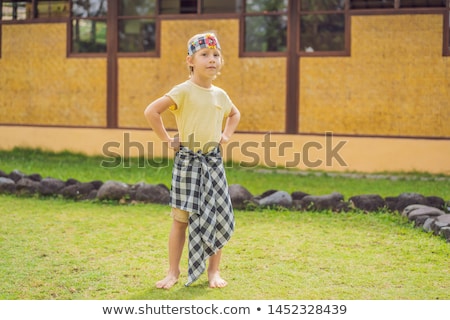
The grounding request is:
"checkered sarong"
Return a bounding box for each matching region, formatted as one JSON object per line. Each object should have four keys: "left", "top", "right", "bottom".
{"left": 170, "top": 146, "right": 234, "bottom": 286}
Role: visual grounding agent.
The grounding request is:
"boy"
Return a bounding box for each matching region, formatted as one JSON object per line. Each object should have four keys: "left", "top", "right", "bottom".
{"left": 144, "top": 32, "right": 240, "bottom": 289}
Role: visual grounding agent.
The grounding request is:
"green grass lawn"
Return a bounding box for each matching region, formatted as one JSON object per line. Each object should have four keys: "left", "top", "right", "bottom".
{"left": 0, "top": 148, "right": 449, "bottom": 300}
{"left": 1, "top": 196, "right": 449, "bottom": 300}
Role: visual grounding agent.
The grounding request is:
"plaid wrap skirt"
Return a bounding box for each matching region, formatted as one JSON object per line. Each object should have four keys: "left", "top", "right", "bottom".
{"left": 170, "top": 146, "right": 235, "bottom": 286}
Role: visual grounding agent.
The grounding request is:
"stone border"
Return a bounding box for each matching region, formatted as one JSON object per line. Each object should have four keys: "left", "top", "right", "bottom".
{"left": 1, "top": 169, "right": 449, "bottom": 242}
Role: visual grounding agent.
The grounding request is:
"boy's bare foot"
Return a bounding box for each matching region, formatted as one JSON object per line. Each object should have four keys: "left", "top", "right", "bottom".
{"left": 208, "top": 271, "right": 228, "bottom": 288}
{"left": 155, "top": 274, "right": 179, "bottom": 289}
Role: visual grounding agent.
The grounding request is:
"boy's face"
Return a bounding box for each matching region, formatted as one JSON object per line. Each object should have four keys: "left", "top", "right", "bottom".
{"left": 188, "top": 48, "right": 223, "bottom": 78}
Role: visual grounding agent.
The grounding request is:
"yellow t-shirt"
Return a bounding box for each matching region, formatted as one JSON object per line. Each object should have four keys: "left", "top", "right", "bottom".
{"left": 166, "top": 80, "right": 234, "bottom": 153}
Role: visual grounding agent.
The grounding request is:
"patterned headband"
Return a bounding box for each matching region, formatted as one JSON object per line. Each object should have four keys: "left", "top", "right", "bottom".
{"left": 188, "top": 33, "right": 221, "bottom": 56}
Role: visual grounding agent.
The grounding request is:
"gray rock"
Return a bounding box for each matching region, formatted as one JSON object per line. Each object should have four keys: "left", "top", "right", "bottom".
{"left": 423, "top": 217, "right": 436, "bottom": 232}
{"left": 349, "top": 194, "right": 385, "bottom": 212}
{"left": 414, "top": 215, "right": 430, "bottom": 228}
{"left": 254, "top": 190, "right": 278, "bottom": 200}
{"left": 402, "top": 204, "right": 430, "bottom": 217}
{"left": 435, "top": 214, "right": 450, "bottom": 226}
{"left": 291, "top": 191, "right": 311, "bottom": 210}
{"left": 384, "top": 196, "right": 399, "bottom": 212}
{"left": 89, "top": 180, "right": 103, "bottom": 190}
{"left": 298, "top": 192, "right": 344, "bottom": 211}
{"left": 0, "top": 177, "right": 15, "bottom": 184}
{"left": 128, "top": 182, "right": 143, "bottom": 200}
{"left": 407, "top": 206, "right": 445, "bottom": 221}
{"left": 65, "top": 178, "right": 80, "bottom": 186}
{"left": 26, "top": 173, "right": 42, "bottom": 182}
{"left": 425, "top": 196, "right": 445, "bottom": 210}
{"left": 60, "top": 182, "right": 96, "bottom": 200}
{"left": 16, "top": 178, "right": 40, "bottom": 195}
{"left": 87, "top": 189, "right": 98, "bottom": 200}
{"left": 97, "top": 180, "right": 130, "bottom": 201}
{"left": 395, "top": 192, "right": 428, "bottom": 212}
{"left": 430, "top": 214, "right": 450, "bottom": 235}
{"left": 291, "top": 191, "right": 309, "bottom": 200}
{"left": 8, "top": 169, "right": 26, "bottom": 182}
{"left": 229, "top": 184, "right": 253, "bottom": 209}
{"left": 134, "top": 183, "right": 170, "bottom": 204}
{"left": 256, "top": 190, "right": 292, "bottom": 208}
{"left": 38, "top": 178, "right": 65, "bottom": 196}
{"left": 0, "top": 177, "right": 16, "bottom": 194}
{"left": 439, "top": 227, "right": 450, "bottom": 242}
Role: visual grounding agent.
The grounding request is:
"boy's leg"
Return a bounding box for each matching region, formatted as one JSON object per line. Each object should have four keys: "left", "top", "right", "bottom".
{"left": 156, "top": 209, "right": 188, "bottom": 289}
{"left": 208, "top": 249, "right": 228, "bottom": 288}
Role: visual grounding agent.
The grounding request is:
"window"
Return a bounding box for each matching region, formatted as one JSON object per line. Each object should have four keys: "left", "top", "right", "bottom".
{"left": 1, "top": 0, "right": 32, "bottom": 20}
{"left": 202, "top": 0, "right": 242, "bottom": 13}
{"left": 350, "top": 0, "right": 446, "bottom": 9}
{"left": 350, "top": 0, "right": 395, "bottom": 9}
{"left": 160, "top": 0, "right": 195, "bottom": 14}
{"left": 243, "top": 0, "right": 288, "bottom": 53}
{"left": 37, "top": 0, "right": 70, "bottom": 18}
{"left": 447, "top": 9, "right": 450, "bottom": 56}
{"left": 118, "top": 0, "right": 156, "bottom": 53}
{"left": 1, "top": 0, "right": 69, "bottom": 20}
{"left": 71, "top": 0, "right": 107, "bottom": 53}
{"left": 159, "top": 0, "right": 241, "bottom": 14}
{"left": 299, "top": 0, "right": 347, "bottom": 54}
{"left": 400, "top": 0, "right": 446, "bottom": 7}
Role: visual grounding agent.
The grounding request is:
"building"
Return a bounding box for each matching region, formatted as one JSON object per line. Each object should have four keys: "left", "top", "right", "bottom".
{"left": 0, "top": 0, "right": 449, "bottom": 173}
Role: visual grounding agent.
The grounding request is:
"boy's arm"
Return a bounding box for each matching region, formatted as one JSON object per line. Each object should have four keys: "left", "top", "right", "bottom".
{"left": 221, "top": 105, "right": 241, "bottom": 144}
{"left": 144, "top": 96, "right": 179, "bottom": 148}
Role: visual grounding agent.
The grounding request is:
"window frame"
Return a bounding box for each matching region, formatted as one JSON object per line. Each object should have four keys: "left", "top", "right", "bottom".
{"left": 349, "top": 0, "right": 447, "bottom": 11}
{"left": 158, "top": 0, "right": 241, "bottom": 17}
{"left": 298, "top": 0, "right": 351, "bottom": 57}
{"left": 239, "top": 0, "right": 289, "bottom": 57}
{"left": 0, "top": 0, "right": 70, "bottom": 23}
{"left": 68, "top": 0, "right": 109, "bottom": 57}
{"left": 116, "top": 0, "right": 159, "bottom": 57}
{"left": 445, "top": 0, "right": 450, "bottom": 56}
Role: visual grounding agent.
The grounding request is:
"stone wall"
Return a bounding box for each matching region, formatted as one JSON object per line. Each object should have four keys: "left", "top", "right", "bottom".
{"left": 1, "top": 168, "right": 449, "bottom": 242}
